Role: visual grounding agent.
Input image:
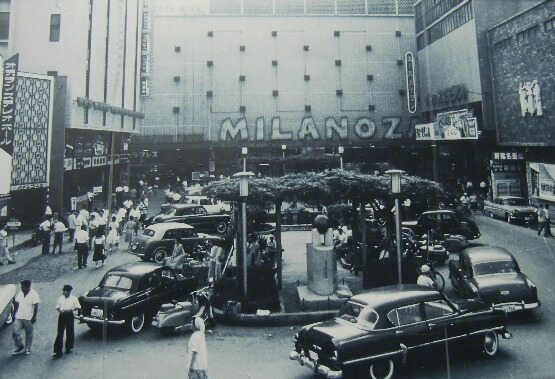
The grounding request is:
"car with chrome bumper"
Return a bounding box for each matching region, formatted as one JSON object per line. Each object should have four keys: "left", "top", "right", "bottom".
{"left": 290, "top": 285, "right": 511, "bottom": 379}
{"left": 484, "top": 196, "right": 537, "bottom": 225}
{"left": 449, "top": 246, "right": 540, "bottom": 313}
{"left": 402, "top": 210, "right": 481, "bottom": 242}
{"left": 78, "top": 263, "right": 198, "bottom": 334}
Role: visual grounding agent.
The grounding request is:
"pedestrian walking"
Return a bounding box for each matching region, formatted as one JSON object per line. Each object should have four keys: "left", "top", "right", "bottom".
{"left": 12, "top": 279, "right": 40, "bottom": 355}
{"left": 544, "top": 204, "right": 552, "bottom": 237}
{"left": 185, "top": 317, "right": 210, "bottom": 379}
{"left": 208, "top": 242, "right": 220, "bottom": 281}
{"left": 0, "top": 224, "right": 15, "bottom": 265}
{"left": 92, "top": 230, "right": 107, "bottom": 268}
{"left": 106, "top": 215, "right": 120, "bottom": 254}
{"left": 52, "top": 285, "right": 80, "bottom": 359}
{"left": 74, "top": 225, "right": 89, "bottom": 269}
{"left": 51, "top": 217, "right": 67, "bottom": 254}
{"left": 538, "top": 204, "right": 547, "bottom": 236}
{"left": 67, "top": 210, "right": 77, "bottom": 242}
{"left": 124, "top": 216, "right": 137, "bottom": 248}
{"left": 39, "top": 216, "right": 52, "bottom": 255}
{"left": 88, "top": 214, "right": 99, "bottom": 250}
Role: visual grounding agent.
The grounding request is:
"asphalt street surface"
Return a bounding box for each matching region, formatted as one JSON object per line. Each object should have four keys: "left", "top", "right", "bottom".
{"left": 1, "top": 214, "right": 554, "bottom": 378}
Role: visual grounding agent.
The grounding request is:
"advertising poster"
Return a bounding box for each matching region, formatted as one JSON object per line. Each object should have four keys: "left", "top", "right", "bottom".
{"left": 530, "top": 162, "right": 555, "bottom": 202}
{"left": 0, "top": 54, "right": 19, "bottom": 195}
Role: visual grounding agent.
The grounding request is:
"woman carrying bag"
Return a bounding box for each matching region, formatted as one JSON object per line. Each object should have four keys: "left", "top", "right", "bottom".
{"left": 92, "top": 230, "right": 107, "bottom": 269}
{"left": 185, "top": 317, "right": 209, "bottom": 379}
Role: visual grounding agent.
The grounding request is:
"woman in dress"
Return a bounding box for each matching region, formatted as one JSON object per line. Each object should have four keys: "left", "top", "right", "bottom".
{"left": 106, "top": 215, "right": 120, "bottom": 254}
{"left": 185, "top": 317, "right": 209, "bottom": 379}
{"left": 92, "top": 229, "right": 107, "bottom": 268}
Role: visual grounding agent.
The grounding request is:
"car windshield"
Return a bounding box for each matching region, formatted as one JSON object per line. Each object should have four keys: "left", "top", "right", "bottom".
{"left": 336, "top": 301, "right": 379, "bottom": 329}
{"left": 102, "top": 275, "right": 133, "bottom": 291}
{"left": 473, "top": 261, "right": 517, "bottom": 276}
{"left": 162, "top": 208, "right": 176, "bottom": 215}
{"left": 143, "top": 229, "right": 156, "bottom": 237}
{"left": 505, "top": 198, "right": 527, "bottom": 206}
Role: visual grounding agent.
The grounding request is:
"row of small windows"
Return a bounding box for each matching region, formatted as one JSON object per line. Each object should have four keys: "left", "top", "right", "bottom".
{"left": 207, "top": 0, "right": 414, "bottom": 16}
{"left": 172, "top": 73, "right": 382, "bottom": 83}
{"left": 0, "top": 13, "right": 60, "bottom": 41}
{"left": 416, "top": 1, "right": 473, "bottom": 51}
{"left": 203, "top": 30, "right": 402, "bottom": 38}
{"left": 494, "top": 18, "right": 555, "bottom": 51}
{"left": 415, "top": 0, "right": 466, "bottom": 33}
{"left": 172, "top": 103, "right": 384, "bottom": 114}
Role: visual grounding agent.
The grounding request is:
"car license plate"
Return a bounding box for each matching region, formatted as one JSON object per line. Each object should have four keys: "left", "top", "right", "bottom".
{"left": 91, "top": 308, "right": 103, "bottom": 319}
{"left": 502, "top": 304, "right": 517, "bottom": 313}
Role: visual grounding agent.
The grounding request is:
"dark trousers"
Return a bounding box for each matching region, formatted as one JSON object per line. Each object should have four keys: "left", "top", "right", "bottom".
{"left": 54, "top": 312, "right": 74, "bottom": 354}
{"left": 546, "top": 219, "right": 552, "bottom": 236}
{"left": 52, "top": 232, "right": 63, "bottom": 254}
{"left": 76, "top": 243, "right": 88, "bottom": 268}
{"left": 68, "top": 228, "right": 75, "bottom": 242}
{"left": 42, "top": 231, "right": 51, "bottom": 254}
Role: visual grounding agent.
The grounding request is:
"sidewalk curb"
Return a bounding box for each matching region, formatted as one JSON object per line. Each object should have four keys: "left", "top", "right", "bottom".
{"left": 214, "top": 308, "right": 336, "bottom": 326}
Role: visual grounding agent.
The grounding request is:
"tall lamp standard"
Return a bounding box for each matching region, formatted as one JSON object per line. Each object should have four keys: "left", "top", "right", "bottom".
{"left": 233, "top": 171, "right": 255, "bottom": 296}
{"left": 338, "top": 145, "right": 344, "bottom": 170}
{"left": 386, "top": 169, "right": 404, "bottom": 285}
{"left": 241, "top": 146, "right": 248, "bottom": 172}
{"left": 281, "top": 145, "right": 286, "bottom": 175}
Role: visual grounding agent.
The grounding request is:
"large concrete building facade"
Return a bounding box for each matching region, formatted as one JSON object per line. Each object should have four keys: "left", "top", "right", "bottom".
{"left": 0, "top": 0, "right": 142, "bottom": 223}
{"left": 488, "top": 0, "right": 555, "bottom": 202}
{"left": 134, "top": 0, "right": 424, "bottom": 183}
{"left": 415, "top": 0, "right": 539, "bottom": 191}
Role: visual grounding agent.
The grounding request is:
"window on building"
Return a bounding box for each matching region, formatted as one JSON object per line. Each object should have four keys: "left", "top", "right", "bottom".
{"left": 494, "top": 37, "right": 512, "bottom": 50}
{"left": 516, "top": 25, "right": 539, "bottom": 43}
{"left": 50, "top": 14, "right": 61, "bottom": 42}
{"left": 544, "top": 18, "right": 555, "bottom": 32}
{"left": 0, "top": 12, "right": 9, "bottom": 40}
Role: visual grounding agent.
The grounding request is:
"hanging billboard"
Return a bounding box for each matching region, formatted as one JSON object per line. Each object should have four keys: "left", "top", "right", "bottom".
{"left": 415, "top": 110, "right": 478, "bottom": 141}
{"left": 0, "top": 54, "right": 19, "bottom": 195}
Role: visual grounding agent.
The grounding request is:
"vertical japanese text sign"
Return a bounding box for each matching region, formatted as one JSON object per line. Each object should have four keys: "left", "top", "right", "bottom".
{"left": 0, "top": 54, "right": 19, "bottom": 195}
{"left": 405, "top": 52, "right": 417, "bottom": 114}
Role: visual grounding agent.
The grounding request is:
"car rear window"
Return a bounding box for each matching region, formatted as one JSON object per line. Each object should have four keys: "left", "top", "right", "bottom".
{"left": 473, "top": 261, "right": 517, "bottom": 276}
{"left": 102, "top": 275, "right": 133, "bottom": 291}
{"left": 505, "top": 198, "right": 527, "bottom": 206}
{"left": 337, "top": 301, "right": 379, "bottom": 329}
{"left": 143, "top": 229, "right": 156, "bottom": 237}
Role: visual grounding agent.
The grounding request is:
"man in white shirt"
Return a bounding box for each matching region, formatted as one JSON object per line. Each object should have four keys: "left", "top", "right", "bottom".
{"left": 53, "top": 284, "right": 81, "bottom": 358}
{"left": 13, "top": 280, "right": 40, "bottom": 355}
{"left": 39, "top": 217, "right": 52, "bottom": 255}
{"left": 67, "top": 210, "right": 77, "bottom": 242}
{"left": 51, "top": 218, "right": 67, "bottom": 255}
{"left": 78, "top": 206, "right": 89, "bottom": 224}
{"left": 417, "top": 265, "right": 435, "bottom": 287}
{"left": 74, "top": 225, "right": 89, "bottom": 269}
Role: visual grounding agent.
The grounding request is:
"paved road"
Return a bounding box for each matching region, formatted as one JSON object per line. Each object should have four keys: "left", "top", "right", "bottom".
{"left": 1, "top": 215, "right": 554, "bottom": 378}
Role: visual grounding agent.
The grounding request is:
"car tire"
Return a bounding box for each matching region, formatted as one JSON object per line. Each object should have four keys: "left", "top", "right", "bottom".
{"left": 368, "top": 359, "right": 395, "bottom": 379}
{"left": 482, "top": 330, "right": 499, "bottom": 357}
{"left": 216, "top": 221, "right": 228, "bottom": 234}
{"left": 153, "top": 249, "right": 168, "bottom": 264}
{"left": 127, "top": 313, "right": 145, "bottom": 334}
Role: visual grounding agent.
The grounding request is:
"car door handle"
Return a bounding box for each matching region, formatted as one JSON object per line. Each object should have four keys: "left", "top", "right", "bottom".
{"left": 428, "top": 323, "right": 436, "bottom": 328}
{"left": 395, "top": 330, "right": 404, "bottom": 336}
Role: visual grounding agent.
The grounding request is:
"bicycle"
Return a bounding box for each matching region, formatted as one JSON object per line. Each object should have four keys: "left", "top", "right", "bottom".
{"left": 428, "top": 260, "right": 445, "bottom": 291}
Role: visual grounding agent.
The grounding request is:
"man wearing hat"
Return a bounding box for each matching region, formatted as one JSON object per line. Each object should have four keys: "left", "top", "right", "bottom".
{"left": 53, "top": 285, "right": 81, "bottom": 358}
{"left": 417, "top": 265, "right": 435, "bottom": 287}
{"left": 13, "top": 279, "right": 40, "bottom": 355}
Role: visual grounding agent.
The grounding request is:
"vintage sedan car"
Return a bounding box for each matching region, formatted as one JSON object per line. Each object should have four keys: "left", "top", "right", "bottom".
{"left": 402, "top": 210, "right": 481, "bottom": 242}
{"left": 0, "top": 284, "right": 16, "bottom": 328}
{"left": 484, "top": 196, "right": 537, "bottom": 225}
{"left": 79, "top": 263, "right": 198, "bottom": 333}
{"left": 128, "top": 222, "right": 224, "bottom": 263}
{"left": 290, "top": 285, "right": 511, "bottom": 379}
{"left": 449, "top": 246, "right": 540, "bottom": 313}
{"left": 147, "top": 204, "right": 231, "bottom": 234}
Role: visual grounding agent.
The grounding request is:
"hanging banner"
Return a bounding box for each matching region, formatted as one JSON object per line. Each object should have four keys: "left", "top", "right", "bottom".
{"left": 405, "top": 52, "right": 417, "bottom": 114}
{"left": 0, "top": 54, "right": 19, "bottom": 196}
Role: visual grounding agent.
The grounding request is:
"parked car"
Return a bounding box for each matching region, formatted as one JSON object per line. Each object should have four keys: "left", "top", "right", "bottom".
{"left": 128, "top": 222, "right": 224, "bottom": 263}
{"left": 0, "top": 284, "right": 16, "bottom": 328}
{"left": 449, "top": 246, "right": 540, "bottom": 313}
{"left": 78, "top": 263, "right": 198, "bottom": 334}
{"left": 402, "top": 210, "right": 481, "bottom": 241}
{"left": 146, "top": 204, "right": 231, "bottom": 235}
{"left": 290, "top": 284, "right": 512, "bottom": 379}
{"left": 484, "top": 196, "right": 537, "bottom": 225}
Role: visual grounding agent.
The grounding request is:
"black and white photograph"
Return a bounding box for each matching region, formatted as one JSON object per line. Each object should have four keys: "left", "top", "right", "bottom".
{"left": 0, "top": 0, "right": 554, "bottom": 378}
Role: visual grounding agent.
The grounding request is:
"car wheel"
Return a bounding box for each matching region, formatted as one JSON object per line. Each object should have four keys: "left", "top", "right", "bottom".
{"left": 216, "top": 221, "right": 228, "bottom": 234}
{"left": 127, "top": 313, "right": 145, "bottom": 334}
{"left": 482, "top": 330, "right": 499, "bottom": 357}
{"left": 368, "top": 359, "right": 395, "bottom": 379}
{"left": 153, "top": 249, "right": 168, "bottom": 264}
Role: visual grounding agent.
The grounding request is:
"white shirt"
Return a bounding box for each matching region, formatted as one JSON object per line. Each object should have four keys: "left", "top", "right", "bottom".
{"left": 15, "top": 289, "right": 40, "bottom": 320}
{"left": 67, "top": 214, "right": 77, "bottom": 229}
{"left": 56, "top": 294, "right": 81, "bottom": 312}
{"left": 130, "top": 208, "right": 141, "bottom": 219}
{"left": 75, "top": 229, "right": 89, "bottom": 244}
{"left": 39, "top": 220, "right": 51, "bottom": 232}
{"left": 53, "top": 221, "right": 66, "bottom": 233}
{"left": 417, "top": 275, "right": 435, "bottom": 287}
{"left": 123, "top": 200, "right": 133, "bottom": 209}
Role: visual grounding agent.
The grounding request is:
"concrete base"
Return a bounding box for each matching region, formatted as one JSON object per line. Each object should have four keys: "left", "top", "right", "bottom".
{"left": 296, "top": 284, "right": 352, "bottom": 310}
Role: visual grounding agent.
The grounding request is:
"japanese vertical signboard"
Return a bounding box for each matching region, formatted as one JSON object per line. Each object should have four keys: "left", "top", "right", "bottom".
{"left": 0, "top": 54, "right": 19, "bottom": 196}
{"left": 405, "top": 52, "right": 417, "bottom": 114}
{"left": 140, "top": 0, "right": 150, "bottom": 96}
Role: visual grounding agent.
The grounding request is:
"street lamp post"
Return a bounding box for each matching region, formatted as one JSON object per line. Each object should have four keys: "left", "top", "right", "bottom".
{"left": 386, "top": 169, "right": 404, "bottom": 285}
{"left": 241, "top": 146, "right": 248, "bottom": 172}
{"left": 338, "top": 145, "right": 344, "bottom": 170}
{"left": 233, "top": 171, "right": 255, "bottom": 297}
{"left": 281, "top": 144, "right": 286, "bottom": 175}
